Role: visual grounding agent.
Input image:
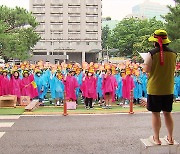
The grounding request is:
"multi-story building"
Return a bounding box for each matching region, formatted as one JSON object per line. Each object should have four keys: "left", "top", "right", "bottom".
{"left": 29, "top": 0, "right": 102, "bottom": 64}
{"left": 125, "top": 13, "right": 147, "bottom": 20}
{"left": 132, "top": 0, "right": 169, "bottom": 21}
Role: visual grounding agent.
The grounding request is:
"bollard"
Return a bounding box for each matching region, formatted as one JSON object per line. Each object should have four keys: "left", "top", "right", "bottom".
{"left": 129, "top": 90, "right": 134, "bottom": 114}
{"left": 63, "top": 91, "right": 68, "bottom": 116}
{"left": 63, "top": 102, "right": 68, "bottom": 116}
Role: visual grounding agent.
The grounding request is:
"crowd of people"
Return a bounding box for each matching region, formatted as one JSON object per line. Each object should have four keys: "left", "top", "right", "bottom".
{"left": 0, "top": 60, "right": 179, "bottom": 109}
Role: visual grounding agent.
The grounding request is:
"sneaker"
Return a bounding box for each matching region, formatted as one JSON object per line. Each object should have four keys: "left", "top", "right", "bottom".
{"left": 102, "top": 106, "right": 108, "bottom": 109}
{"left": 57, "top": 101, "right": 60, "bottom": 106}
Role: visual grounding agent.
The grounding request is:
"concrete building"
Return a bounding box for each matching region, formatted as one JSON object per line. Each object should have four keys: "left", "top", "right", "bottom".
{"left": 125, "top": 13, "right": 147, "bottom": 20}
{"left": 29, "top": 0, "right": 102, "bottom": 64}
{"left": 132, "top": 0, "right": 169, "bottom": 21}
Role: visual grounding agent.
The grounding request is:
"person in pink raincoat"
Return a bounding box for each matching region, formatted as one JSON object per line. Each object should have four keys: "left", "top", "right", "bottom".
{"left": 0, "top": 74, "right": 2, "bottom": 96}
{"left": 122, "top": 68, "right": 134, "bottom": 104}
{"left": 102, "top": 69, "right": 117, "bottom": 109}
{"left": 0, "top": 69, "right": 10, "bottom": 96}
{"left": 21, "top": 70, "right": 38, "bottom": 99}
{"left": 9, "top": 70, "right": 22, "bottom": 101}
{"left": 64, "top": 70, "right": 78, "bottom": 101}
{"left": 81, "top": 69, "right": 97, "bottom": 109}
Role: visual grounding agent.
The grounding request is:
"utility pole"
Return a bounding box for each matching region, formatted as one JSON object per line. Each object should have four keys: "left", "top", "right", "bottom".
{"left": 107, "top": 46, "right": 109, "bottom": 63}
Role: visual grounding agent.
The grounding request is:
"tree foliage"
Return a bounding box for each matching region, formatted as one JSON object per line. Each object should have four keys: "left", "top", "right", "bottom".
{"left": 101, "top": 25, "right": 111, "bottom": 50}
{"left": 163, "top": 0, "right": 180, "bottom": 54}
{"left": 107, "top": 18, "right": 164, "bottom": 57}
{"left": 0, "top": 6, "right": 40, "bottom": 61}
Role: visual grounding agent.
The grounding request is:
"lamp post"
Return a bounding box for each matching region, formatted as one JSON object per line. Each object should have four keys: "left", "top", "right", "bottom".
{"left": 106, "top": 46, "right": 109, "bottom": 63}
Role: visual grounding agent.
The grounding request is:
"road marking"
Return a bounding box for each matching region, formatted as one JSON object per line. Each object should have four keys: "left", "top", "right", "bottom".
{"left": 0, "top": 122, "right": 14, "bottom": 127}
{"left": 0, "top": 132, "right": 5, "bottom": 138}
{"left": 0, "top": 116, "right": 20, "bottom": 120}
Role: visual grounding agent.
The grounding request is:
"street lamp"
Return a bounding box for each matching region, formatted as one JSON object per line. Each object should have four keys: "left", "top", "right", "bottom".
{"left": 106, "top": 46, "right": 109, "bottom": 63}
{"left": 106, "top": 47, "right": 119, "bottom": 63}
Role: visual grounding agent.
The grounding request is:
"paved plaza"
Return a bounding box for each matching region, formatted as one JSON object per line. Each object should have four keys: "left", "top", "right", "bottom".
{"left": 0, "top": 113, "right": 180, "bottom": 154}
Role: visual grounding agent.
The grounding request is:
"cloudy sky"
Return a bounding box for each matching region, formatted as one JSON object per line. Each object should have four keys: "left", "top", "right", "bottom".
{"left": 0, "top": 0, "right": 175, "bottom": 20}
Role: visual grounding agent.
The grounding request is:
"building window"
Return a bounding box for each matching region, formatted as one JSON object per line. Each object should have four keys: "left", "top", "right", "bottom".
{"left": 33, "top": 52, "right": 47, "bottom": 55}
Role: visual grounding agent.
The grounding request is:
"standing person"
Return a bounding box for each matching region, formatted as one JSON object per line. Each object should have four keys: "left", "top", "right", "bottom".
{"left": 34, "top": 70, "right": 46, "bottom": 104}
{"left": 174, "top": 71, "right": 180, "bottom": 100}
{"left": 114, "top": 69, "right": 122, "bottom": 101}
{"left": 144, "top": 30, "right": 177, "bottom": 145}
{"left": 75, "top": 68, "right": 83, "bottom": 104}
{"left": 54, "top": 71, "right": 65, "bottom": 106}
{"left": 64, "top": 70, "right": 78, "bottom": 101}
{"left": 141, "top": 70, "right": 148, "bottom": 98}
{"left": 0, "top": 69, "right": 10, "bottom": 96}
{"left": 122, "top": 68, "right": 134, "bottom": 105}
{"left": 21, "top": 70, "right": 38, "bottom": 99}
{"left": 9, "top": 70, "right": 21, "bottom": 102}
{"left": 41, "top": 68, "right": 50, "bottom": 100}
{"left": 174, "top": 72, "right": 180, "bottom": 100}
{"left": 178, "top": 72, "right": 180, "bottom": 97}
{"left": 81, "top": 69, "right": 97, "bottom": 109}
{"left": 133, "top": 70, "right": 143, "bottom": 104}
{"left": 49, "top": 68, "right": 56, "bottom": 103}
{"left": 102, "top": 69, "right": 117, "bottom": 109}
{"left": 96, "top": 70, "right": 104, "bottom": 106}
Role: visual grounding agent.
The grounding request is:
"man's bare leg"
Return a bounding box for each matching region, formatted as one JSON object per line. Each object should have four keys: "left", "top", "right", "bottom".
{"left": 152, "top": 112, "right": 162, "bottom": 144}
{"left": 163, "top": 111, "right": 174, "bottom": 143}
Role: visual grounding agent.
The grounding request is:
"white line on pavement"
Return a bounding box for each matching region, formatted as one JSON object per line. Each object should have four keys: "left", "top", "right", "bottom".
{"left": 0, "top": 132, "right": 5, "bottom": 138}
{"left": 0, "top": 116, "right": 20, "bottom": 120}
{"left": 0, "top": 122, "right": 14, "bottom": 127}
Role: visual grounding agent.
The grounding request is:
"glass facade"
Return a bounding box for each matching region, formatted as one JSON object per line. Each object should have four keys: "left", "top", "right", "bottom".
{"left": 132, "top": 1, "right": 169, "bottom": 21}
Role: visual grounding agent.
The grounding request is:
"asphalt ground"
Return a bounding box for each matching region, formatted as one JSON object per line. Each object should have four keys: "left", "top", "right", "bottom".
{"left": 0, "top": 113, "right": 180, "bottom": 154}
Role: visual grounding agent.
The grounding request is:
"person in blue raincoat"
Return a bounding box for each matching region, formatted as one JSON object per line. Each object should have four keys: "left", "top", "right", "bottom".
{"left": 34, "top": 70, "right": 47, "bottom": 104}
{"left": 174, "top": 71, "right": 179, "bottom": 99}
{"left": 54, "top": 71, "right": 65, "bottom": 106}
{"left": 41, "top": 68, "right": 50, "bottom": 98}
{"left": 114, "top": 69, "right": 122, "bottom": 100}
{"left": 75, "top": 68, "right": 83, "bottom": 103}
{"left": 141, "top": 71, "right": 148, "bottom": 98}
{"left": 133, "top": 70, "right": 143, "bottom": 104}
{"left": 49, "top": 69, "right": 57, "bottom": 101}
{"left": 96, "top": 70, "right": 104, "bottom": 105}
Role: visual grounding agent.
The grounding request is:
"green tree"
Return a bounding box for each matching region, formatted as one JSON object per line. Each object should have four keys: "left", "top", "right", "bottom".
{"left": 101, "top": 25, "right": 111, "bottom": 50}
{"left": 0, "top": 6, "right": 40, "bottom": 61}
{"left": 105, "top": 17, "right": 112, "bottom": 21}
{"left": 164, "top": 0, "right": 180, "bottom": 54}
{"left": 108, "top": 18, "right": 164, "bottom": 57}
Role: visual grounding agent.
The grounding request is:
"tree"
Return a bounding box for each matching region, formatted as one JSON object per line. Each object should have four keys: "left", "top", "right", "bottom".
{"left": 163, "top": 0, "right": 180, "bottom": 54}
{"left": 108, "top": 18, "right": 165, "bottom": 57}
{"left": 0, "top": 6, "right": 40, "bottom": 61}
{"left": 105, "top": 17, "right": 112, "bottom": 21}
{"left": 101, "top": 25, "right": 111, "bottom": 50}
